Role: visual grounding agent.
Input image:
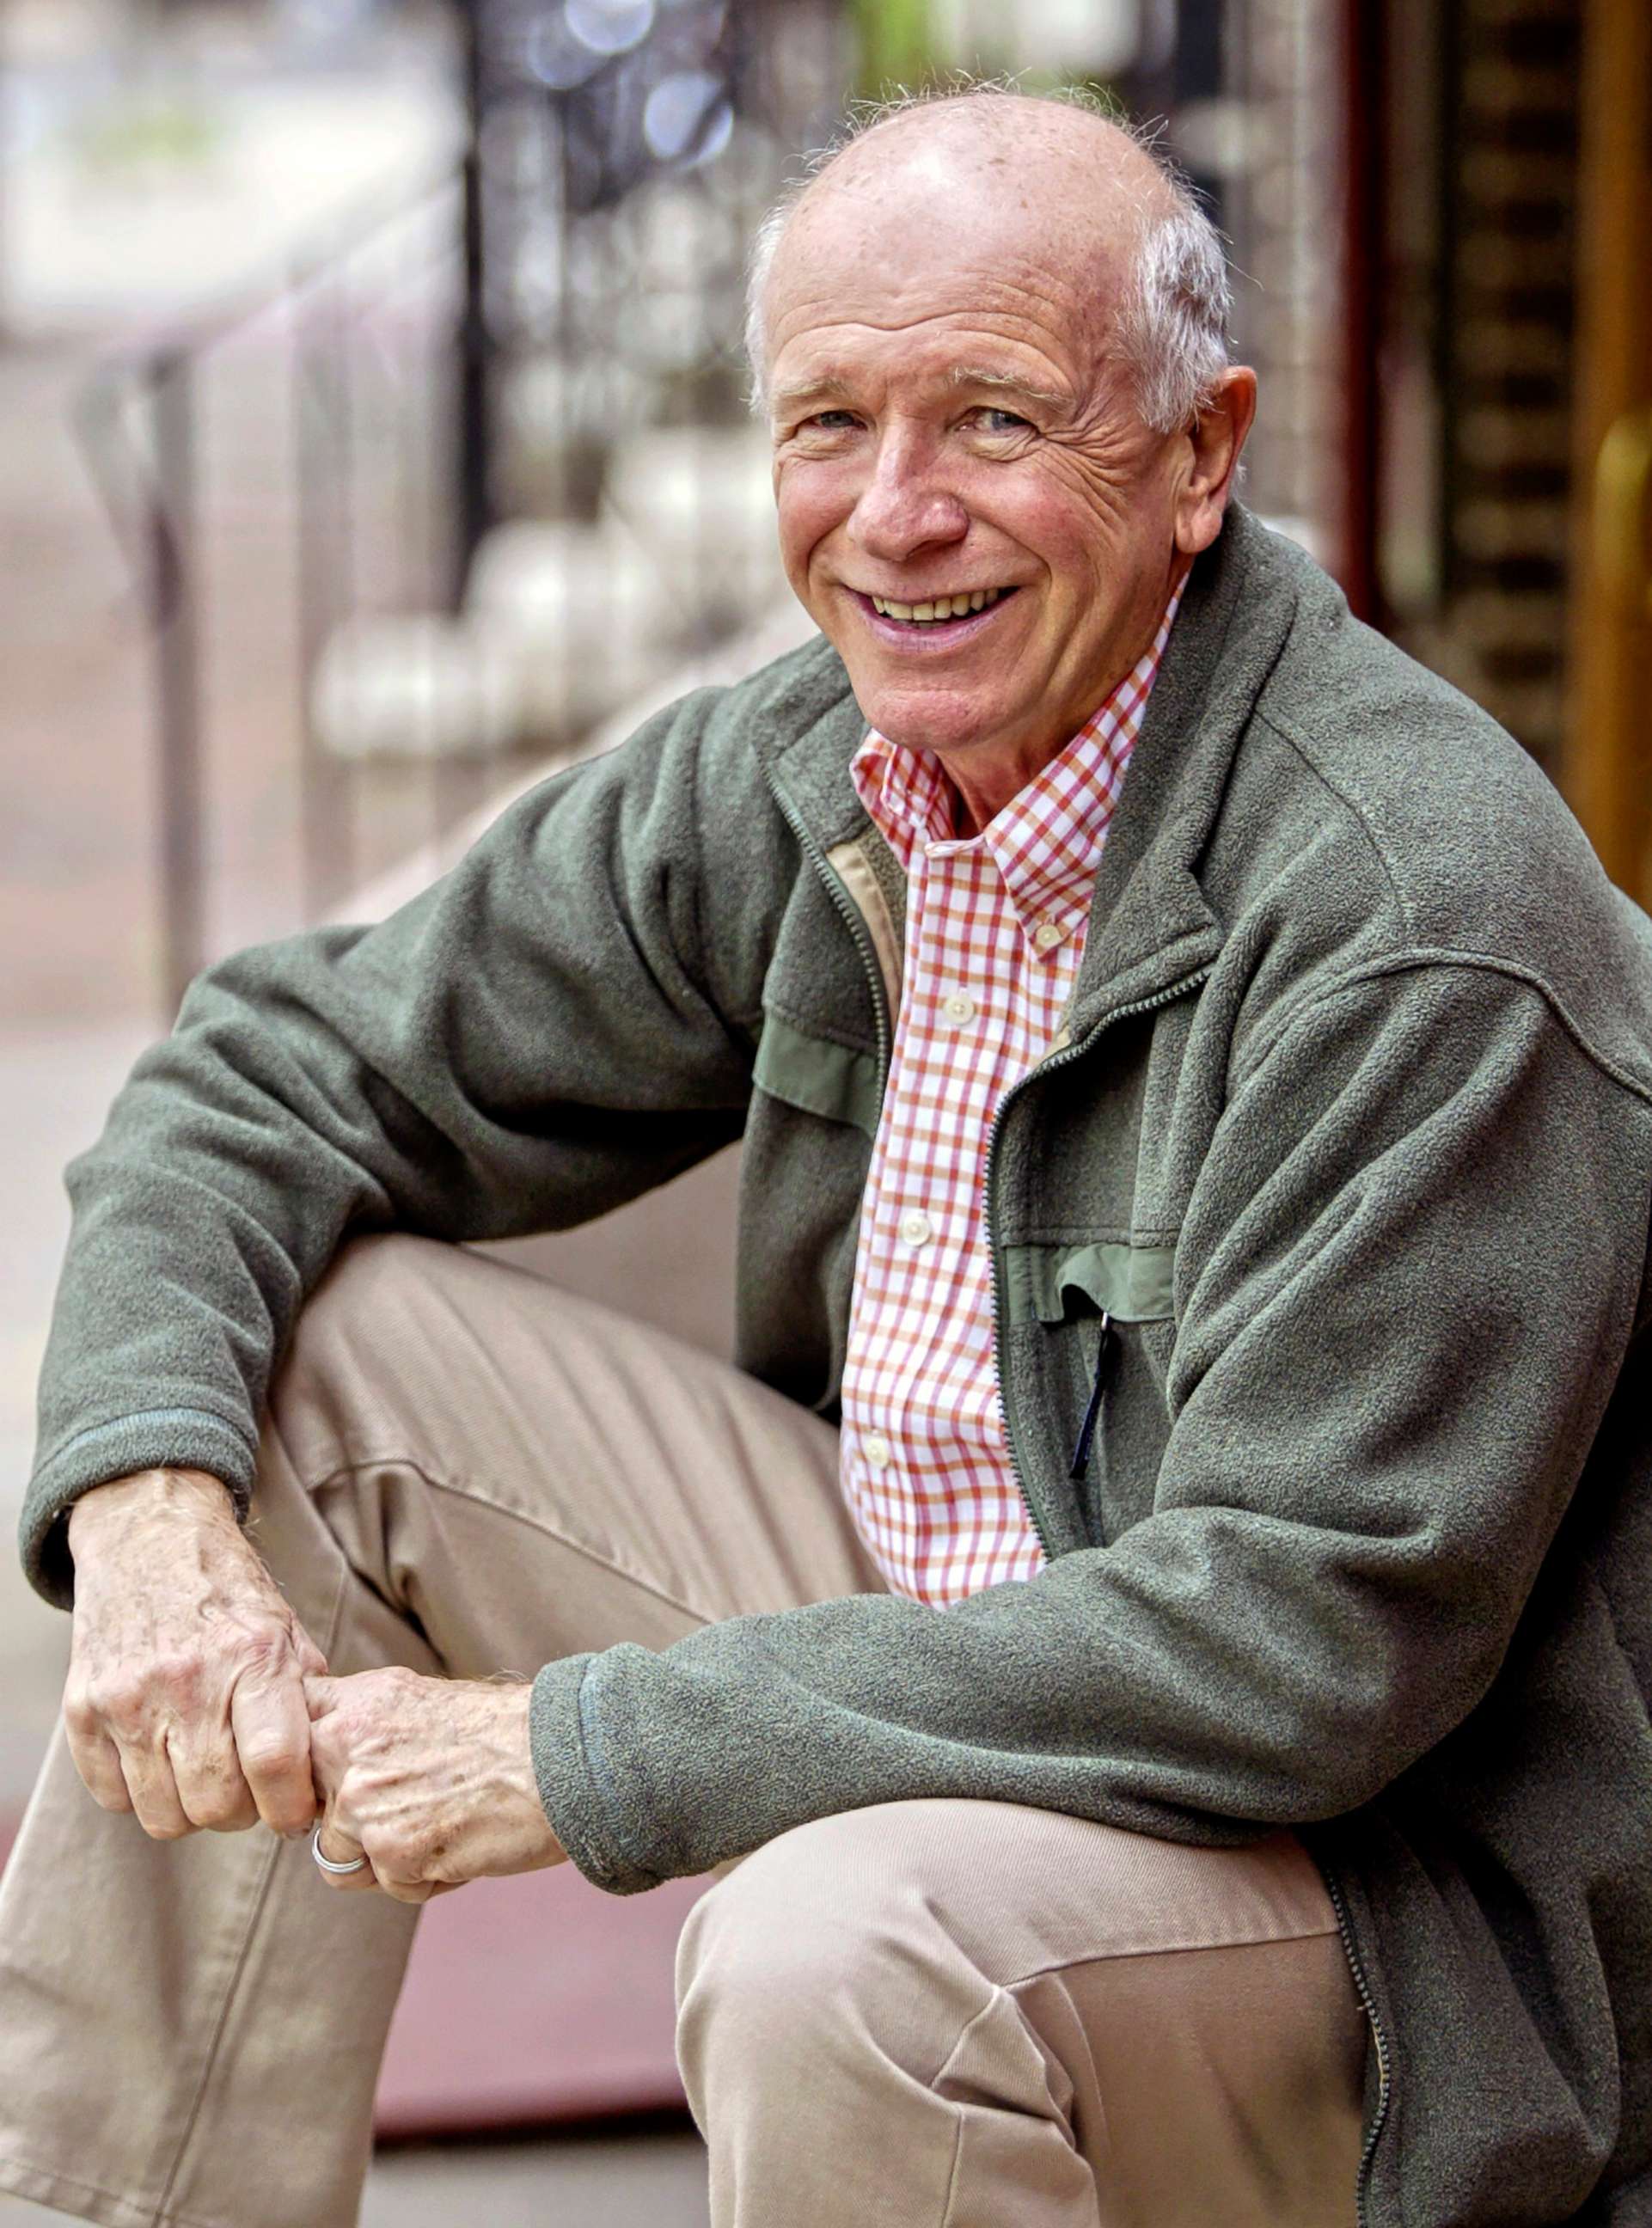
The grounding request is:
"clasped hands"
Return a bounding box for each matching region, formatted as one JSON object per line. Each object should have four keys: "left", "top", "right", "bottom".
{"left": 63, "top": 1467, "right": 566, "bottom": 1904}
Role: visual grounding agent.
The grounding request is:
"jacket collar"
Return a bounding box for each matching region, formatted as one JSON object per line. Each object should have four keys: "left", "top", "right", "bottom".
{"left": 754, "top": 505, "right": 1307, "bottom": 1027}
{"left": 1064, "top": 503, "right": 1301, "bottom": 1032}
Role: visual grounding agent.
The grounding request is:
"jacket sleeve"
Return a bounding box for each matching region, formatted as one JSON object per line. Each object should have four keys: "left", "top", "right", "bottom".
{"left": 22, "top": 690, "right": 764, "bottom": 1607}
{"left": 529, "top": 959, "right": 1652, "bottom": 1892}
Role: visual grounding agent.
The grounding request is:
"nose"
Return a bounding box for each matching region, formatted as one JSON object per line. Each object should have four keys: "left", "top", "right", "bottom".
{"left": 847, "top": 425, "right": 970, "bottom": 566}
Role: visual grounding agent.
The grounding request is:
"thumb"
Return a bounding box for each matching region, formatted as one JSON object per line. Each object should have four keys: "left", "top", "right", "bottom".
{"left": 293, "top": 1627, "right": 329, "bottom": 1680}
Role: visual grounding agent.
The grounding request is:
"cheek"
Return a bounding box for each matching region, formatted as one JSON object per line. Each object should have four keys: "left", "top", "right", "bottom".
{"left": 1013, "top": 504, "right": 1108, "bottom": 604}
{"left": 774, "top": 462, "right": 850, "bottom": 585}
{"left": 976, "top": 470, "right": 1122, "bottom": 603}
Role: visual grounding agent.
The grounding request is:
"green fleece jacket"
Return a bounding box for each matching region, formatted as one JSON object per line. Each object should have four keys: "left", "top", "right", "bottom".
{"left": 22, "top": 507, "right": 1652, "bottom": 2225}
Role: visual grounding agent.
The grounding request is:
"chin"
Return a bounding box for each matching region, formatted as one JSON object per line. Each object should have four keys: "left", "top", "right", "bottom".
{"left": 858, "top": 684, "right": 1007, "bottom": 757}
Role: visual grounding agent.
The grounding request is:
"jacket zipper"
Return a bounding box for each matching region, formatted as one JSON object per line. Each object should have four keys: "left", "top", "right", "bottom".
{"left": 774, "top": 800, "right": 1392, "bottom": 2211}
{"left": 1321, "top": 1864, "right": 1392, "bottom": 2228}
{"left": 982, "top": 959, "right": 1392, "bottom": 2219}
{"left": 760, "top": 768, "right": 893, "bottom": 1087}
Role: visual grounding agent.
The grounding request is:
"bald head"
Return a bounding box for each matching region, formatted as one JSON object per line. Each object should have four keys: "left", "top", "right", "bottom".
{"left": 746, "top": 88, "right": 1230, "bottom": 436}
{"left": 794, "top": 91, "right": 1181, "bottom": 240}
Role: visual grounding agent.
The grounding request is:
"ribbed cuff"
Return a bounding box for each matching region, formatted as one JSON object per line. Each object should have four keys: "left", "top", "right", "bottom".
{"left": 21, "top": 1409, "right": 254, "bottom": 1609}
{"left": 529, "top": 1653, "right": 662, "bottom": 1896}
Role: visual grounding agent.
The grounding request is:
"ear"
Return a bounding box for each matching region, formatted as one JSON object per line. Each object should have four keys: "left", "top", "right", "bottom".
{"left": 1172, "top": 367, "right": 1257, "bottom": 557}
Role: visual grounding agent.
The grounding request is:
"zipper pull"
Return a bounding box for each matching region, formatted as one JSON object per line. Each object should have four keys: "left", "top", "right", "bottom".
{"left": 1068, "top": 1312, "right": 1116, "bottom": 1480}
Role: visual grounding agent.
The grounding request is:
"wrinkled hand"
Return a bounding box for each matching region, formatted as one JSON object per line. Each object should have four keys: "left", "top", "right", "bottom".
{"left": 306, "top": 1667, "right": 566, "bottom": 1905}
{"left": 65, "top": 1467, "right": 327, "bottom": 1839}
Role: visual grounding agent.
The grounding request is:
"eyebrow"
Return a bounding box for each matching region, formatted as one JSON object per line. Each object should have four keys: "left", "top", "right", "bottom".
{"left": 770, "top": 365, "right": 1073, "bottom": 416}
{"left": 769, "top": 376, "right": 851, "bottom": 412}
{"left": 945, "top": 365, "right": 1072, "bottom": 412}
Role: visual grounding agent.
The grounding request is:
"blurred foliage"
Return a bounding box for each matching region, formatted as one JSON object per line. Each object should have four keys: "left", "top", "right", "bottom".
{"left": 70, "top": 97, "right": 221, "bottom": 175}
{"left": 849, "top": 0, "right": 934, "bottom": 96}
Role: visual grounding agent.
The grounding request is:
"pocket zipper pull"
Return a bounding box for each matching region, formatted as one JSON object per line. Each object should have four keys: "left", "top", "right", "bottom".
{"left": 1068, "top": 1312, "right": 1115, "bottom": 1480}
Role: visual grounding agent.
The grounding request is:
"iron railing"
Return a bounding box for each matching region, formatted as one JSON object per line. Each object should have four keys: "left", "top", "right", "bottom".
{"left": 75, "top": 0, "right": 845, "bottom": 1019}
{"left": 76, "top": 168, "right": 470, "bottom": 1013}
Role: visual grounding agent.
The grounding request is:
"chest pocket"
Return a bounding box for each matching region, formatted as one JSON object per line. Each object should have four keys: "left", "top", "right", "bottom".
{"left": 1002, "top": 1239, "right": 1178, "bottom": 1547}
{"left": 753, "top": 1012, "right": 881, "bottom": 1137}
{"left": 1003, "top": 1240, "right": 1175, "bottom": 1329}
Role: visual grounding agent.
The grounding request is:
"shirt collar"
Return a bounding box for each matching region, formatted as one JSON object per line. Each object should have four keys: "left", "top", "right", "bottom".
{"left": 852, "top": 583, "right": 1184, "bottom": 941}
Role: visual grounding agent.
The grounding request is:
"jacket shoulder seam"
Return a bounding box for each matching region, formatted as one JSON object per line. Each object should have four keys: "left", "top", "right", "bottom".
{"left": 1250, "top": 948, "right": 1652, "bottom": 1111}
{"left": 1249, "top": 703, "right": 1415, "bottom": 938}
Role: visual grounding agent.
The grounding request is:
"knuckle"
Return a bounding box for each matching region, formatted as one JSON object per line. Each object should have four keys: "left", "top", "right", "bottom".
{"left": 361, "top": 1825, "right": 407, "bottom": 1876}
{"left": 89, "top": 1674, "right": 146, "bottom": 1725}
{"left": 264, "top": 1793, "right": 317, "bottom": 1835}
{"left": 238, "top": 1730, "right": 303, "bottom": 1776}
{"left": 204, "top": 1798, "right": 259, "bottom": 1833}
{"left": 150, "top": 1650, "right": 207, "bottom": 1698}
{"left": 237, "top": 1631, "right": 297, "bottom": 1681}
{"left": 63, "top": 1693, "right": 100, "bottom": 1740}
{"left": 193, "top": 1795, "right": 248, "bottom": 1830}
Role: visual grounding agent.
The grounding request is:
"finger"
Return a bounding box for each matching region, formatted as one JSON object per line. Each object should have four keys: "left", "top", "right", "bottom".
{"left": 231, "top": 1664, "right": 319, "bottom": 1835}
{"left": 117, "top": 1739, "right": 193, "bottom": 1840}
{"left": 166, "top": 1727, "right": 260, "bottom": 1833}
{"left": 292, "top": 1626, "right": 329, "bottom": 1680}
{"left": 314, "top": 1820, "right": 378, "bottom": 1893}
{"left": 372, "top": 1870, "right": 436, "bottom": 1907}
{"left": 64, "top": 1717, "right": 133, "bottom": 1813}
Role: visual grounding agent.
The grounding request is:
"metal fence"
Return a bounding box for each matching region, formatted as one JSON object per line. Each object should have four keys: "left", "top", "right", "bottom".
{"left": 76, "top": 0, "right": 844, "bottom": 1017}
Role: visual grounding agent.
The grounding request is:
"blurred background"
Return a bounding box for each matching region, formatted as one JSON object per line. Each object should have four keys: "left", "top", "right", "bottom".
{"left": 1, "top": 0, "right": 1647, "bottom": 2219}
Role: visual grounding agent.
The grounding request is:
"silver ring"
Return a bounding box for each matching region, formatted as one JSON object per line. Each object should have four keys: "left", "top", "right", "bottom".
{"left": 311, "top": 1822, "right": 368, "bottom": 1876}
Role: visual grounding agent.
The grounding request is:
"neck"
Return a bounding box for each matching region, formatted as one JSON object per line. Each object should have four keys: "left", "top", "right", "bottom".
{"left": 937, "top": 558, "right": 1189, "bottom": 836}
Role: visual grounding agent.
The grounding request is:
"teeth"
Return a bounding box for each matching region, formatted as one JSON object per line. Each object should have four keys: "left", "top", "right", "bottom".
{"left": 870, "top": 587, "right": 1007, "bottom": 623}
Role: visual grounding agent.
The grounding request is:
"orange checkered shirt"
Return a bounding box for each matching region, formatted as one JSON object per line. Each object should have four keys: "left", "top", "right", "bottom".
{"left": 840, "top": 591, "right": 1182, "bottom": 1604}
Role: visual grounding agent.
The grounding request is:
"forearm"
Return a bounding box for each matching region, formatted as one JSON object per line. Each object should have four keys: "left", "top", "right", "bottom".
{"left": 23, "top": 703, "right": 767, "bottom": 1611}
{"left": 531, "top": 972, "right": 1649, "bottom": 1895}
{"left": 26, "top": 961, "right": 404, "bottom": 1604}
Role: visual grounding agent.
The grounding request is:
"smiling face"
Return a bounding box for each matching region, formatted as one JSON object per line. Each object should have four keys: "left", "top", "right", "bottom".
{"left": 762, "top": 101, "right": 1246, "bottom": 822}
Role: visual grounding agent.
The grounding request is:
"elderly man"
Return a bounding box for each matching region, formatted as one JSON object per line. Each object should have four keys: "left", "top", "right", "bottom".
{"left": 3, "top": 84, "right": 1650, "bottom": 2228}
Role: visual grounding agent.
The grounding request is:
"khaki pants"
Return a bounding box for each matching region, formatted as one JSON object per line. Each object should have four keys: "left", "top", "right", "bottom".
{"left": 0, "top": 1236, "right": 1367, "bottom": 2227}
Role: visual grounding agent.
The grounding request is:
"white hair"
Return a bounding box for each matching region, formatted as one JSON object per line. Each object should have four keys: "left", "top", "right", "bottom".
{"left": 743, "top": 83, "right": 1233, "bottom": 438}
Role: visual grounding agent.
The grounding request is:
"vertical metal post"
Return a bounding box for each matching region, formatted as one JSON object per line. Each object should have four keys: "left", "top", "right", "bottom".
{"left": 150, "top": 348, "right": 205, "bottom": 1018}
{"left": 293, "top": 276, "right": 355, "bottom": 921}
{"left": 1340, "top": 0, "right": 1386, "bottom": 625}
{"left": 455, "top": 0, "right": 492, "bottom": 609}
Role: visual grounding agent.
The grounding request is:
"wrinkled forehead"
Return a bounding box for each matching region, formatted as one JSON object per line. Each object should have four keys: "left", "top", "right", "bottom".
{"left": 765, "top": 148, "right": 1138, "bottom": 394}
{"left": 774, "top": 185, "right": 1140, "bottom": 394}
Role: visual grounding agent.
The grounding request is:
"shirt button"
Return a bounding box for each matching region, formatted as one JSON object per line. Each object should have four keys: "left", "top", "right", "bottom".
{"left": 899, "top": 1209, "right": 933, "bottom": 1249}
{"left": 942, "top": 990, "right": 976, "bottom": 1026}
{"left": 1033, "top": 920, "right": 1065, "bottom": 953}
{"left": 862, "top": 1432, "right": 892, "bottom": 1470}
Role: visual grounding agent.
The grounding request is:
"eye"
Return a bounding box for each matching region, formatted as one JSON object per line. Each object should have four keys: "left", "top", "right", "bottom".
{"left": 972, "top": 407, "right": 1032, "bottom": 435}
{"left": 805, "top": 409, "right": 861, "bottom": 432}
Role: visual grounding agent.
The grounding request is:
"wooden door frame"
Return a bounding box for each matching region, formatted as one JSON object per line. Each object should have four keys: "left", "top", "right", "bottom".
{"left": 1566, "top": 0, "right": 1652, "bottom": 901}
